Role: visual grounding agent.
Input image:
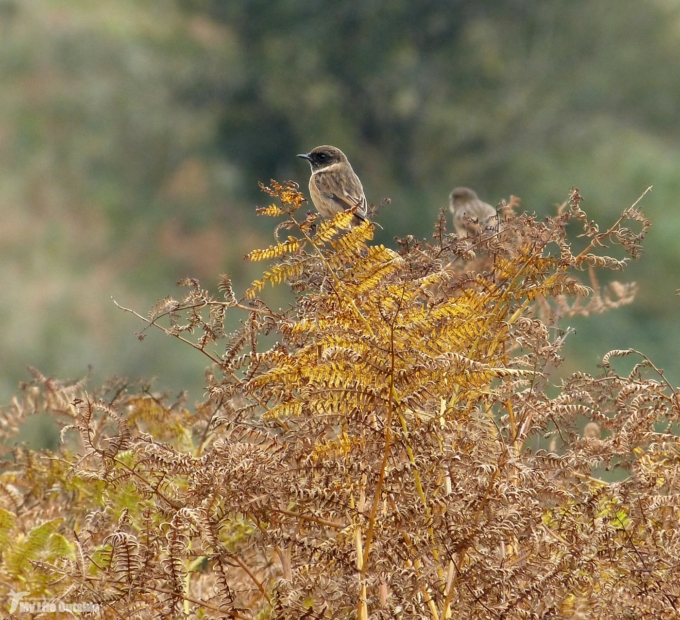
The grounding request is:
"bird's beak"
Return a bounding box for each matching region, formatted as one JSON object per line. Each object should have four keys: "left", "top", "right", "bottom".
{"left": 297, "top": 153, "right": 312, "bottom": 161}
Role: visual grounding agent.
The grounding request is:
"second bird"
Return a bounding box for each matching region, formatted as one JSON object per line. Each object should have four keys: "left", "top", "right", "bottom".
{"left": 449, "top": 187, "right": 498, "bottom": 237}
{"left": 298, "top": 145, "right": 368, "bottom": 227}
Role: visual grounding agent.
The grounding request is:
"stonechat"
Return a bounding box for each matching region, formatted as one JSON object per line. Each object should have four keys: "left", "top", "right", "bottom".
{"left": 298, "top": 145, "right": 368, "bottom": 226}
{"left": 449, "top": 187, "right": 499, "bottom": 237}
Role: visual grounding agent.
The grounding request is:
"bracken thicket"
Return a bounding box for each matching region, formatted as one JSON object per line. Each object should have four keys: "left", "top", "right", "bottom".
{"left": 2, "top": 182, "right": 679, "bottom": 619}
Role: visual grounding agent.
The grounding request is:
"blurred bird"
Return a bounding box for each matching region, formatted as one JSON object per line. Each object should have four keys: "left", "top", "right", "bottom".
{"left": 297, "top": 145, "right": 368, "bottom": 226}
{"left": 583, "top": 422, "right": 601, "bottom": 439}
{"left": 449, "top": 187, "right": 498, "bottom": 237}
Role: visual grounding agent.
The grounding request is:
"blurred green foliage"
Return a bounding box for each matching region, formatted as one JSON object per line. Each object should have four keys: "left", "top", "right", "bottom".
{"left": 2, "top": 0, "right": 680, "bottom": 409}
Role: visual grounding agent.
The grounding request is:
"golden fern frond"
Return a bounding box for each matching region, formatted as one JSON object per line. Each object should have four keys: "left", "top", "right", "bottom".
{"left": 259, "top": 180, "right": 306, "bottom": 212}
{"left": 277, "top": 181, "right": 307, "bottom": 211}
{"left": 256, "top": 203, "right": 287, "bottom": 217}
{"left": 330, "top": 219, "right": 374, "bottom": 254}
{"left": 311, "top": 432, "right": 363, "bottom": 460}
{"left": 328, "top": 209, "right": 357, "bottom": 231}
{"left": 245, "top": 260, "right": 307, "bottom": 298}
{"left": 313, "top": 218, "right": 346, "bottom": 244}
{"left": 347, "top": 246, "right": 404, "bottom": 292}
{"left": 246, "top": 236, "right": 306, "bottom": 262}
{"left": 264, "top": 401, "right": 304, "bottom": 420}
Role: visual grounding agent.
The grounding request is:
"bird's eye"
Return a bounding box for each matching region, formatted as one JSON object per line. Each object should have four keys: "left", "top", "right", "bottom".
{"left": 318, "top": 153, "right": 327, "bottom": 160}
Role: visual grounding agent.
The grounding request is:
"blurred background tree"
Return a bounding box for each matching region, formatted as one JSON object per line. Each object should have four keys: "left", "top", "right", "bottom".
{"left": 2, "top": 0, "right": 680, "bottom": 405}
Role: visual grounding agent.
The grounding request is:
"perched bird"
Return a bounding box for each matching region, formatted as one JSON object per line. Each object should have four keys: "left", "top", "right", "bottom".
{"left": 449, "top": 187, "right": 498, "bottom": 237}
{"left": 297, "top": 145, "right": 368, "bottom": 226}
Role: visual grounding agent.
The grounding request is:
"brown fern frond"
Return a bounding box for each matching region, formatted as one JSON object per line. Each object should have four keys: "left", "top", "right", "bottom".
{"left": 218, "top": 273, "right": 237, "bottom": 305}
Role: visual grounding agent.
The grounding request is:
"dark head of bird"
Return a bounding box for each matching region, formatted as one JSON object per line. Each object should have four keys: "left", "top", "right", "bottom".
{"left": 297, "top": 145, "right": 349, "bottom": 171}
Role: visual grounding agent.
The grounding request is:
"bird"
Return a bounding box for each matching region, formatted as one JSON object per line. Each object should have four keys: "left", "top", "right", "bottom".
{"left": 297, "top": 145, "right": 368, "bottom": 227}
{"left": 583, "top": 422, "right": 601, "bottom": 439}
{"left": 449, "top": 187, "right": 498, "bottom": 237}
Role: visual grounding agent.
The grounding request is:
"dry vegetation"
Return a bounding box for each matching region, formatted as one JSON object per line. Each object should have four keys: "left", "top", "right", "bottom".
{"left": 2, "top": 183, "right": 679, "bottom": 619}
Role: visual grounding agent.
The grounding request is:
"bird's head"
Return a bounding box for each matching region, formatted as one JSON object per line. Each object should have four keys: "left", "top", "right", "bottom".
{"left": 297, "top": 145, "right": 348, "bottom": 171}
{"left": 449, "top": 186, "right": 479, "bottom": 208}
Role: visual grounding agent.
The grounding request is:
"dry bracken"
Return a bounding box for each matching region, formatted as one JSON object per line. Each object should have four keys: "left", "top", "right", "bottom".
{"left": 2, "top": 182, "right": 678, "bottom": 620}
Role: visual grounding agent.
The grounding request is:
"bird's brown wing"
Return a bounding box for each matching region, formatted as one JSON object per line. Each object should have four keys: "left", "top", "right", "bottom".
{"left": 314, "top": 168, "right": 367, "bottom": 220}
